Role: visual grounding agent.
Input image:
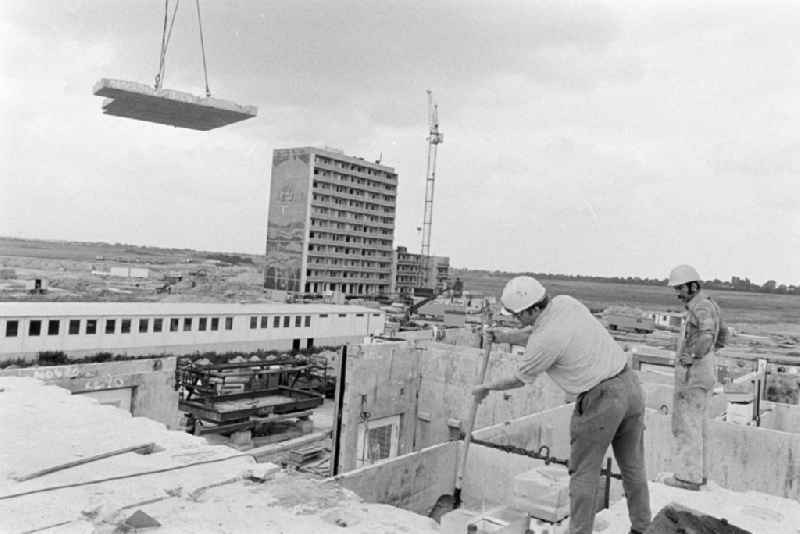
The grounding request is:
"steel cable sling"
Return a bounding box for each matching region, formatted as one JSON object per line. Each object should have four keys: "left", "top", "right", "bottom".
{"left": 154, "top": 0, "right": 212, "bottom": 96}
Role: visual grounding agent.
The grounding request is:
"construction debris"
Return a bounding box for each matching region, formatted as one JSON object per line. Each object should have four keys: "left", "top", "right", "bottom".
{"left": 644, "top": 503, "right": 751, "bottom": 533}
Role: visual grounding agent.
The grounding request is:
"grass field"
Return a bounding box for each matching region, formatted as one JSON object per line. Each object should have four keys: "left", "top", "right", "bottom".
{"left": 458, "top": 272, "right": 800, "bottom": 332}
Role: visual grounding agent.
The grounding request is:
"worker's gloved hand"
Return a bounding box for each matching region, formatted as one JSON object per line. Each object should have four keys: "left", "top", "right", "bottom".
{"left": 484, "top": 328, "right": 501, "bottom": 344}
{"left": 678, "top": 353, "right": 694, "bottom": 367}
{"left": 472, "top": 384, "right": 491, "bottom": 404}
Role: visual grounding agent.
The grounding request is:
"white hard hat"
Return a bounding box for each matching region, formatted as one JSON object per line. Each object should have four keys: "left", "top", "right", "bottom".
{"left": 667, "top": 264, "right": 701, "bottom": 287}
{"left": 501, "top": 276, "right": 547, "bottom": 314}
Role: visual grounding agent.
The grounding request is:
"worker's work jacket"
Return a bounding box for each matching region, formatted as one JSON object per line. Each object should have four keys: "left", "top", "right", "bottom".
{"left": 515, "top": 295, "right": 627, "bottom": 396}
{"left": 677, "top": 290, "right": 721, "bottom": 390}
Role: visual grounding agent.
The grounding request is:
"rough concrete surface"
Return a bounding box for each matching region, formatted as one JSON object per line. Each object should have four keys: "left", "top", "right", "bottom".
{"left": 0, "top": 377, "right": 441, "bottom": 534}
{"left": 596, "top": 480, "right": 800, "bottom": 534}
{"left": 93, "top": 78, "right": 257, "bottom": 131}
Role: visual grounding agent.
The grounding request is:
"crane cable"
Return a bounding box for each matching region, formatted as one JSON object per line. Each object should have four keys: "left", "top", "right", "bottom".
{"left": 154, "top": 0, "right": 212, "bottom": 97}
{"left": 195, "top": 0, "right": 212, "bottom": 97}
{"left": 154, "top": 0, "right": 180, "bottom": 90}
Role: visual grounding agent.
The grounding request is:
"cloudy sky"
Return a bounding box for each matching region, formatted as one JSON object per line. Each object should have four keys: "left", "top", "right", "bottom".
{"left": 1, "top": 1, "right": 798, "bottom": 284}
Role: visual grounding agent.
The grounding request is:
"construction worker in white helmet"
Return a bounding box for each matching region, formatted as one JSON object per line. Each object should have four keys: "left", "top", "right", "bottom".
{"left": 664, "top": 265, "right": 724, "bottom": 492}
{"left": 472, "top": 276, "right": 651, "bottom": 534}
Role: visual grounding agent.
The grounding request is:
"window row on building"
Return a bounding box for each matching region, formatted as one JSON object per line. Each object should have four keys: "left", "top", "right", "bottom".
{"left": 312, "top": 206, "right": 395, "bottom": 223}
{"left": 312, "top": 158, "right": 397, "bottom": 184}
{"left": 3, "top": 313, "right": 324, "bottom": 339}
{"left": 306, "top": 270, "right": 391, "bottom": 281}
{"left": 309, "top": 221, "right": 394, "bottom": 235}
{"left": 307, "top": 258, "right": 391, "bottom": 270}
{"left": 312, "top": 181, "right": 395, "bottom": 204}
{"left": 307, "top": 245, "right": 392, "bottom": 259}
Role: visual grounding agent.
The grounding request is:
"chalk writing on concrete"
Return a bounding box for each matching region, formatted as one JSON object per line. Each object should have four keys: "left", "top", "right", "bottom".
{"left": 33, "top": 367, "right": 98, "bottom": 381}
{"left": 84, "top": 376, "right": 125, "bottom": 390}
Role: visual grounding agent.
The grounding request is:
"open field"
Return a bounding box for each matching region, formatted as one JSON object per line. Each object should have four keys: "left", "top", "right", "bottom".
{"left": 0, "top": 237, "right": 267, "bottom": 303}
{"left": 3, "top": 236, "right": 799, "bottom": 336}
{"left": 458, "top": 272, "right": 800, "bottom": 336}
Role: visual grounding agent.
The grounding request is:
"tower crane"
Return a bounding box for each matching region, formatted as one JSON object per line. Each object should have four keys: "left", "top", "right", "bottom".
{"left": 419, "top": 90, "right": 444, "bottom": 287}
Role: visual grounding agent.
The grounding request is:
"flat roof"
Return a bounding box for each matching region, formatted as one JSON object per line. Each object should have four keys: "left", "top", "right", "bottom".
{"left": 0, "top": 302, "right": 383, "bottom": 318}
{"left": 275, "top": 146, "right": 397, "bottom": 173}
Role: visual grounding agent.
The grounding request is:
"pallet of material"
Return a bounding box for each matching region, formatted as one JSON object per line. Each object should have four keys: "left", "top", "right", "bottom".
{"left": 288, "top": 445, "right": 324, "bottom": 465}
{"left": 92, "top": 78, "right": 257, "bottom": 131}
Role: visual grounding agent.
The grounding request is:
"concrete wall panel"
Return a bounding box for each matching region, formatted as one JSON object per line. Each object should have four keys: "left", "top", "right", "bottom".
{"left": 415, "top": 342, "right": 567, "bottom": 449}
{"left": 338, "top": 342, "right": 422, "bottom": 472}
{"left": 334, "top": 441, "right": 459, "bottom": 515}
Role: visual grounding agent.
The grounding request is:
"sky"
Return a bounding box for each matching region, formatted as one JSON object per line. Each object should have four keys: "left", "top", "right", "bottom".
{"left": 1, "top": 1, "right": 798, "bottom": 285}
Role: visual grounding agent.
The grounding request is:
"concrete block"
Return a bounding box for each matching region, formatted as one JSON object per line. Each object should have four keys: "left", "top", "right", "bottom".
{"left": 440, "top": 508, "right": 478, "bottom": 534}
{"left": 726, "top": 402, "right": 753, "bottom": 425}
{"left": 512, "top": 465, "right": 570, "bottom": 523}
{"left": 242, "top": 462, "right": 280, "bottom": 481}
{"left": 526, "top": 517, "right": 569, "bottom": 534}
{"left": 92, "top": 78, "right": 257, "bottom": 131}
{"left": 298, "top": 419, "right": 314, "bottom": 433}
{"left": 230, "top": 430, "right": 252, "bottom": 446}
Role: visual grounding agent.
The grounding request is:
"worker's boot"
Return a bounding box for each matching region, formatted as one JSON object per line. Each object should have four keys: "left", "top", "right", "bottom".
{"left": 663, "top": 475, "right": 701, "bottom": 491}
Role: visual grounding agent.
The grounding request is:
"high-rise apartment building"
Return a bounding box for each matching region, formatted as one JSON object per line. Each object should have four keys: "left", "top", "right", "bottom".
{"left": 264, "top": 147, "right": 397, "bottom": 296}
{"left": 393, "top": 246, "right": 450, "bottom": 296}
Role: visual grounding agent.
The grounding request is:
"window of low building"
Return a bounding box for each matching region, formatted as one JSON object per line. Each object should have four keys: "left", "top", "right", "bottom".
{"left": 48, "top": 319, "right": 60, "bottom": 335}
{"left": 5, "top": 320, "right": 19, "bottom": 337}
{"left": 29, "top": 320, "right": 42, "bottom": 336}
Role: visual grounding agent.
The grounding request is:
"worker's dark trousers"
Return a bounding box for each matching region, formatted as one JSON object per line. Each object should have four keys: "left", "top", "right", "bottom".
{"left": 569, "top": 368, "right": 651, "bottom": 534}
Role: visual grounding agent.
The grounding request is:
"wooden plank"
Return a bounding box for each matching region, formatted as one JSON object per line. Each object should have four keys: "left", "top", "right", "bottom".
{"left": 92, "top": 78, "right": 257, "bottom": 131}
{"left": 249, "top": 410, "right": 312, "bottom": 424}
{"left": 13, "top": 443, "right": 156, "bottom": 481}
{"left": 194, "top": 420, "right": 254, "bottom": 436}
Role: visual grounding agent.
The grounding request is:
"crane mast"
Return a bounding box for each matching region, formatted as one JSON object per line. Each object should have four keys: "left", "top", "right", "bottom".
{"left": 419, "top": 90, "right": 443, "bottom": 287}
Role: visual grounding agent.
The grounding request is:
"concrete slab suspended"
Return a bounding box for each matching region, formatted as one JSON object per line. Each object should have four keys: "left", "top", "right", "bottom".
{"left": 92, "top": 78, "right": 257, "bottom": 131}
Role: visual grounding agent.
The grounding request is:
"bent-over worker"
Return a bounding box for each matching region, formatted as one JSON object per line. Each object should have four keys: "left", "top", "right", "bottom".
{"left": 664, "top": 264, "right": 723, "bottom": 491}
{"left": 472, "top": 276, "right": 651, "bottom": 534}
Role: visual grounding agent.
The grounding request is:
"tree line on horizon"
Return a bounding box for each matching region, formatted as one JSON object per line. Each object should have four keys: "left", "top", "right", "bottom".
{"left": 452, "top": 268, "right": 800, "bottom": 296}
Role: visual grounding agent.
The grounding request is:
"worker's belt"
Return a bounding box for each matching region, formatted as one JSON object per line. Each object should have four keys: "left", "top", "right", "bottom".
{"left": 580, "top": 364, "right": 629, "bottom": 397}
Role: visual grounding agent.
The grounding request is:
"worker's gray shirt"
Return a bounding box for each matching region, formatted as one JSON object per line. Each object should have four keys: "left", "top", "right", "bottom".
{"left": 516, "top": 295, "right": 627, "bottom": 396}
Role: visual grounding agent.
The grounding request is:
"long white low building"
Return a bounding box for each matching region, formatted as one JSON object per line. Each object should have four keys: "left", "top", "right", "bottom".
{"left": 0, "top": 302, "right": 385, "bottom": 361}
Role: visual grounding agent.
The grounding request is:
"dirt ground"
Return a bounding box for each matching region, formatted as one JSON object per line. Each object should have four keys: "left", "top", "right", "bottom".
{"left": 0, "top": 236, "right": 269, "bottom": 303}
